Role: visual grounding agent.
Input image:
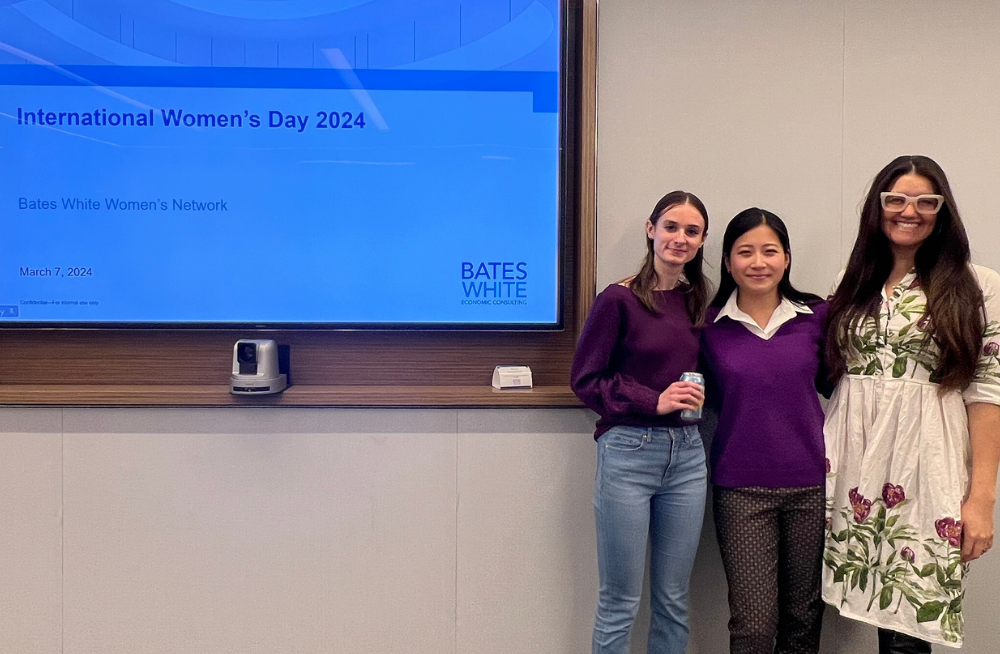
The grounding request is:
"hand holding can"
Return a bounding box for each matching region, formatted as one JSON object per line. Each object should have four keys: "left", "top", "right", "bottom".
{"left": 679, "top": 372, "right": 705, "bottom": 420}
{"left": 655, "top": 374, "right": 705, "bottom": 416}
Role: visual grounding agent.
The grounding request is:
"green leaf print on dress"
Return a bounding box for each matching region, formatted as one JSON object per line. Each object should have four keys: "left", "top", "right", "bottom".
{"left": 976, "top": 323, "right": 1000, "bottom": 385}
{"left": 824, "top": 483, "right": 966, "bottom": 644}
{"left": 840, "top": 277, "right": 981, "bottom": 381}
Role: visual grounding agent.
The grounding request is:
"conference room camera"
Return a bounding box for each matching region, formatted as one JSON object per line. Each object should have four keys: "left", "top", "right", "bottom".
{"left": 236, "top": 341, "right": 258, "bottom": 373}
{"left": 230, "top": 339, "right": 288, "bottom": 395}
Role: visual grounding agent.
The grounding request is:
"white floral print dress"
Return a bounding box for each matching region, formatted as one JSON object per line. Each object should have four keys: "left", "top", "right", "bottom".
{"left": 823, "top": 264, "right": 1000, "bottom": 648}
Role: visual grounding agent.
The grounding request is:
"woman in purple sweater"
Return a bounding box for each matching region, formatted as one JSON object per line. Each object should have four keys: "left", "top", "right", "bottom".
{"left": 700, "top": 209, "right": 827, "bottom": 654}
{"left": 571, "top": 190, "right": 711, "bottom": 654}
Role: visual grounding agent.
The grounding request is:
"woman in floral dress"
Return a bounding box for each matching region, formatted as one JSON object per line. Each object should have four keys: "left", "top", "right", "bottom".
{"left": 823, "top": 155, "right": 1000, "bottom": 652}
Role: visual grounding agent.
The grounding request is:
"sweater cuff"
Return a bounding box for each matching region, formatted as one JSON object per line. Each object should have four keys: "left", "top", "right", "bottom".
{"left": 634, "top": 387, "right": 660, "bottom": 416}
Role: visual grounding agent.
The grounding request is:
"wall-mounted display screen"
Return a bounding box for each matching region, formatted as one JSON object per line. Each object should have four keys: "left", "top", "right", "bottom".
{"left": 0, "top": 0, "right": 563, "bottom": 327}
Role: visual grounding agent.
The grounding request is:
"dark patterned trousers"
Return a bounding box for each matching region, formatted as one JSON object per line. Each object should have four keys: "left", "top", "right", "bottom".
{"left": 713, "top": 485, "right": 826, "bottom": 654}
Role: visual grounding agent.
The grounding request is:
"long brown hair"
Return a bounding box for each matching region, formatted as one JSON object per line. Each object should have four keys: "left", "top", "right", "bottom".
{"left": 629, "top": 191, "right": 711, "bottom": 325}
{"left": 824, "top": 155, "right": 985, "bottom": 390}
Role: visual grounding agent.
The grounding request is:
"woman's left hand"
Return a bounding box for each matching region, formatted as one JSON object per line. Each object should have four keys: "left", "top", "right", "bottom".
{"left": 961, "top": 494, "right": 995, "bottom": 562}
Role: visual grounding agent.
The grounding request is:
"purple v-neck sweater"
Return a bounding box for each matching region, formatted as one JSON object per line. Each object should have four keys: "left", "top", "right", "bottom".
{"left": 700, "top": 302, "right": 828, "bottom": 488}
{"left": 571, "top": 284, "right": 701, "bottom": 439}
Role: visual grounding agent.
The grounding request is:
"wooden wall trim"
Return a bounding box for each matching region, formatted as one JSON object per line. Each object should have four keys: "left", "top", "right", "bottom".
{"left": 0, "top": 384, "right": 580, "bottom": 407}
{"left": 575, "top": 0, "right": 598, "bottom": 338}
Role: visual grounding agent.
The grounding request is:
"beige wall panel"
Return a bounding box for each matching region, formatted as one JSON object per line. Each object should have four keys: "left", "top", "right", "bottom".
{"left": 60, "top": 408, "right": 457, "bottom": 654}
{"left": 842, "top": 0, "right": 1000, "bottom": 270}
{"left": 597, "top": 0, "right": 844, "bottom": 297}
{"left": 454, "top": 409, "right": 597, "bottom": 653}
{"left": 0, "top": 408, "right": 62, "bottom": 654}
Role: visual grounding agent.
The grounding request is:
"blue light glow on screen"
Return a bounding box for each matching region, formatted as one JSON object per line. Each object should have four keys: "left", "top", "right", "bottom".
{"left": 0, "top": 0, "right": 561, "bottom": 325}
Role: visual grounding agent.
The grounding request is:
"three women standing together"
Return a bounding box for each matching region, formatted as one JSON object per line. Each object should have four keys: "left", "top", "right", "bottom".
{"left": 572, "top": 155, "right": 1000, "bottom": 653}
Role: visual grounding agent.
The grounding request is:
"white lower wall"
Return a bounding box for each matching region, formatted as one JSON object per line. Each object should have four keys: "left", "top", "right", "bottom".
{"left": 0, "top": 407, "right": 599, "bottom": 654}
{"left": 3, "top": 406, "right": 999, "bottom": 653}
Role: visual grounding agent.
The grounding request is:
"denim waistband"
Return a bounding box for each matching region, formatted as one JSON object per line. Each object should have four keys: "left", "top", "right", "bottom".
{"left": 608, "top": 423, "right": 701, "bottom": 444}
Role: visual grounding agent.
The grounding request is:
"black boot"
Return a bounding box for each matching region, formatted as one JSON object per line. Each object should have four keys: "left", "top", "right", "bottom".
{"left": 877, "top": 628, "right": 932, "bottom": 654}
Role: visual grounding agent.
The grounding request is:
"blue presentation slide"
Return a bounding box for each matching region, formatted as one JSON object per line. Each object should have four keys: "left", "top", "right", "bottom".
{"left": 0, "top": 0, "right": 561, "bottom": 325}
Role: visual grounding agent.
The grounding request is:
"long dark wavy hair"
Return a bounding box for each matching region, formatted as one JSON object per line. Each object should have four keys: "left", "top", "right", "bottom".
{"left": 710, "top": 208, "right": 821, "bottom": 308}
{"left": 629, "top": 190, "right": 711, "bottom": 325}
{"left": 824, "top": 155, "right": 985, "bottom": 390}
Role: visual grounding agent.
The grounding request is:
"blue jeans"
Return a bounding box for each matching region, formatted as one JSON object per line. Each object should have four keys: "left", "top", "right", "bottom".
{"left": 592, "top": 425, "right": 707, "bottom": 654}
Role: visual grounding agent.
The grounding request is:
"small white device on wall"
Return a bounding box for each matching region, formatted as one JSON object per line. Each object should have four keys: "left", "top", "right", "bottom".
{"left": 492, "top": 365, "right": 533, "bottom": 390}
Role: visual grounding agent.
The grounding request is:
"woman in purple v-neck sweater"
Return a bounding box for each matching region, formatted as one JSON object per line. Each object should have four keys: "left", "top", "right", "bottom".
{"left": 572, "top": 191, "right": 711, "bottom": 654}
{"left": 700, "top": 209, "right": 828, "bottom": 654}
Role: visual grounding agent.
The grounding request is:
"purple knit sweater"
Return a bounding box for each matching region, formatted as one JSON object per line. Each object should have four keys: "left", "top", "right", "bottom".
{"left": 571, "top": 284, "right": 701, "bottom": 439}
{"left": 700, "top": 302, "right": 828, "bottom": 488}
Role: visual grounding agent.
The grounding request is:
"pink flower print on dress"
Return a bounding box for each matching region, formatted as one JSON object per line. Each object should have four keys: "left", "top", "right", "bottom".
{"left": 935, "top": 517, "right": 963, "bottom": 547}
{"left": 984, "top": 342, "right": 1000, "bottom": 357}
{"left": 901, "top": 546, "right": 915, "bottom": 563}
{"left": 849, "top": 487, "right": 872, "bottom": 523}
{"left": 882, "top": 483, "right": 905, "bottom": 508}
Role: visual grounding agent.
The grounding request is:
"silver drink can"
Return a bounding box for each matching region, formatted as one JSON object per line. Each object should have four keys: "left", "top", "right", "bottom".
{"left": 679, "top": 372, "right": 704, "bottom": 420}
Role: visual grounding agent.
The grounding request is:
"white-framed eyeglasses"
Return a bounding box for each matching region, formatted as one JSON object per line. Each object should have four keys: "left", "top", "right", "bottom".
{"left": 880, "top": 192, "right": 944, "bottom": 214}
